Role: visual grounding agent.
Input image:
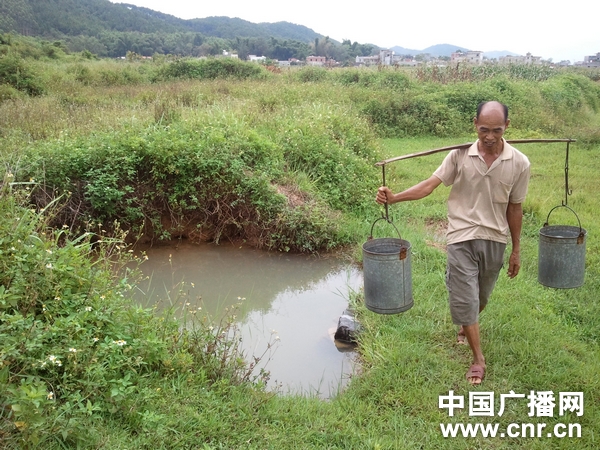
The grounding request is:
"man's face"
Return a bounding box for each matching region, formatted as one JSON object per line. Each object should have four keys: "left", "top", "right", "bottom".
{"left": 474, "top": 108, "right": 510, "bottom": 152}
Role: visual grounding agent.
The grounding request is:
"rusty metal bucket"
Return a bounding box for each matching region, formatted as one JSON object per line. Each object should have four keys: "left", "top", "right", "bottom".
{"left": 362, "top": 218, "right": 413, "bottom": 314}
{"left": 538, "top": 205, "right": 587, "bottom": 289}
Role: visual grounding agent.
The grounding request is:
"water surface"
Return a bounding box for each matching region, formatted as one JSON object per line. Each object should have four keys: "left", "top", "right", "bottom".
{"left": 134, "top": 241, "right": 363, "bottom": 398}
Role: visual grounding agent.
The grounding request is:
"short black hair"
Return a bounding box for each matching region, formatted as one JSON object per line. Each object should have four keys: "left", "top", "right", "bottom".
{"left": 476, "top": 101, "right": 509, "bottom": 121}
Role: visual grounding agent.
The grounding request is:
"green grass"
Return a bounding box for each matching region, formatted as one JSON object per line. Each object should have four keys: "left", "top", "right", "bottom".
{"left": 1, "top": 52, "right": 599, "bottom": 448}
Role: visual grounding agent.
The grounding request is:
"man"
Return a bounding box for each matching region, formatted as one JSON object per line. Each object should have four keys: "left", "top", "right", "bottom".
{"left": 376, "top": 101, "right": 530, "bottom": 384}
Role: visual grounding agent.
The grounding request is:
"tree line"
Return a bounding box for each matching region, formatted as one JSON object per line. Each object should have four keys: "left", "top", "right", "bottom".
{"left": 0, "top": 0, "right": 377, "bottom": 63}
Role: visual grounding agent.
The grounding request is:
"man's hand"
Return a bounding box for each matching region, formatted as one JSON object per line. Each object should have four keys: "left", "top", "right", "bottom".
{"left": 376, "top": 186, "right": 393, "bottom": 205}
{"left": 507, "top": 250, "right": 521, "bottom": 278}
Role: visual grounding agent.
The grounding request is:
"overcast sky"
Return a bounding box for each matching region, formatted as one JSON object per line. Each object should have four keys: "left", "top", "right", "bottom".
{"left": 111, "top": 0, "right": 598, "bottom": 63}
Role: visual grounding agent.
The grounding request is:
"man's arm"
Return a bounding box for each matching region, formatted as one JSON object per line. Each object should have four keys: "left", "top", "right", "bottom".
{"left": 506, "top": 202, "right": 523, "bottom": 278}
{"left": 376, "top": 175, "right": 442, "bottom": 205}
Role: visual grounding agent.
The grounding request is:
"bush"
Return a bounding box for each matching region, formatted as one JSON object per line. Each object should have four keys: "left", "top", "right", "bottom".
{"left": 0, "top": 53, "right": 45, "bottom": 95}
{"left": 0, "top": 185, "right": 270, "bottom": 447}
{"left": 361, "top": 94, "right": 464, "bottom": 137}
{"left": 293, "top": 66, "right": 329, "bottom": 83}
{"left": 154, "top": 58, "right": 267, "bottom": 81}
{"left": 18, "top": 116, "right": 366, "bottom": 251}
{"left": 0, "top": 83, "right": 23, "bottom": 102}
{"left": 541, "top": 73, "right": 600, "bottom": 116}
{"left": 334, "top": 68, "right": 411, "bottom": 90}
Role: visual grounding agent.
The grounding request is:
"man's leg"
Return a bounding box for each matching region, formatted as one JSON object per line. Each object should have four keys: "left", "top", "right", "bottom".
{"left": 447, "top": 241, "right": 501, "bottom": 384}
{"left": 459, "top": 240, "right": 506, "bottom": 384}
{"left": 457, "top": 298, "right": 486, "bottom": 344}
{"left": 463, "top": 322, "right": 485, "bottom": 384}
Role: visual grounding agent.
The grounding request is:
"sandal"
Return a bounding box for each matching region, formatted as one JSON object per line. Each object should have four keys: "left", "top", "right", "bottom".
{"left": 466, "top": 364, "right": 485, "bottom": 385}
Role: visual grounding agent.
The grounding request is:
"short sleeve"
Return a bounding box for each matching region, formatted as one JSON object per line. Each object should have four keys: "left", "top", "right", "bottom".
{"left": 433, "top": 150, "right": 459, "bottom": 187}
{"left": 509, "top": 163, "right": 530, "bottom": 204}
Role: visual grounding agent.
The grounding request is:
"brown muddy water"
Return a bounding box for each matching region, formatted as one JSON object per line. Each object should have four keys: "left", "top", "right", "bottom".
{"left": 133, "top": 241, "right": 363, "bottom": 398}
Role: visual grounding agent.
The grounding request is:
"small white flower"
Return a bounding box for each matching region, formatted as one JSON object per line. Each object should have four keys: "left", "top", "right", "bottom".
{"left": 69, "top": 348, "right": 77, "bottom": 353}
{"left": 93, "top": 337, "right": 99, "bottom": 343}
{"left": 48, "top": 355, "right": 56, "bottom": 362}
{"left": 100, "top": 295, "right": 105, "bottom": 300}
{"left": 54, "top": 297, "right": 61, "bottom": 301}
{"left": 47, "top": 392, "right": 54, "bottom": 400}
{"left": 45, "top": 263, "right": 53, "bottom": 269}
{"left": 113, "top": 339, "right": 127, "bottom": 346}
{"left": 46, "top": 249, "right": 53, "bottom": 254}
{"left": 85, "top": 306, "right": 92, "bottom": 312}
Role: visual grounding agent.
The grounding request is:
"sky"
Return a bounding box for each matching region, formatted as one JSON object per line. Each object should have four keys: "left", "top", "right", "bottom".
{"left": 111, "top": 0, "right": 599, "bottom": 63}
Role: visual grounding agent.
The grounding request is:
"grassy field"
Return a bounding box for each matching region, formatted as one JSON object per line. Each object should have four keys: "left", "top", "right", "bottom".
{"left": 1, "top": 42, "right": 599, "bottom": 448}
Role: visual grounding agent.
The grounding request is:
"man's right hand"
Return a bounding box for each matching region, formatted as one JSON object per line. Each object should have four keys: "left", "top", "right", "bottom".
{"left": 376, "top": 186, "right": 393, "bottom": 205}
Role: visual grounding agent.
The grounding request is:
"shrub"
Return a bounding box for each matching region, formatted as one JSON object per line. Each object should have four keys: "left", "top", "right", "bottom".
{"left": 154, "top": 58, "right": 267, "bottom": 81}
{"left": 0, "top": 185, "right": 270, "bottom": 447}
{"left": 0, "top": 53, "right": 45, "bottom": 95}
{"left": 293, "top": 66, "right": 329, "bottom": 83}
{"left": 0, "top": 83, "right": 23, "bottom": 102}
{"left": 334, "top": 68, "right": 411, "bottom": 90}
{"left": 361, "top": 94, "right": 464, "bottom": 137}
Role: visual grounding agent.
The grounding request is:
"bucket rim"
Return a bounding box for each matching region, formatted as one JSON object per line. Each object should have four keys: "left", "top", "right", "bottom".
{"left": 362, "top": 237, "right": 411, "bottom": 256}
{"left": 539, "top": 224, "right": 587, "bottom": 239}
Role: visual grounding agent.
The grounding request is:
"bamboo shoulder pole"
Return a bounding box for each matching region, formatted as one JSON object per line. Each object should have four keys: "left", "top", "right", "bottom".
{"left": 375, "top": 139, "right": 576, "bottom": 167}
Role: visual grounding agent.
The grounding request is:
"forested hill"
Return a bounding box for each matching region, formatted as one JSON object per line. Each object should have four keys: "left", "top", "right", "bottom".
{"left": 0, "top": 0, "right": 321, "bottom": 41}
{"left": 0, "top": 0, "right": 335, "bottom": 58}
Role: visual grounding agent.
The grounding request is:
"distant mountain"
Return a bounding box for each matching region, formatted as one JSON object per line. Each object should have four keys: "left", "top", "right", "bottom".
{"left": 422, "top": 43, "right": 470, "bottom": 57}
{"left": 184, "top": 16, "right": 321, "bottom": 42}
{"left": 483, "top": 50, "right": 520, "bottom": 59}
{"left": 389, "top": 45, "right": 420, "bottom": 56}
{"left": 391, "top": 43, "right": 520, "bottom": 59}
{"left": 390, "top": 43, "right": 470, "bottom": 57}
{"left": 0, "top": 0, "right": 521, "bottom": 61}
{"left": 0, "top": 0, "right": 323, "bottom": 43}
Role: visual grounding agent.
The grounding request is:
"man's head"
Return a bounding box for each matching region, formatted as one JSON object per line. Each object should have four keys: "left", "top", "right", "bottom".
{"left": 476, "top": 101, "right": 508, "bottom": 122}
{"left": 474, "top": 101, "right": 510, "bottom": 152}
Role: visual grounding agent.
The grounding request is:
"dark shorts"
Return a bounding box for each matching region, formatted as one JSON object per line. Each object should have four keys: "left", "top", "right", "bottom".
{"left": 446, "top": 240, "right": 506, "bottom": 326}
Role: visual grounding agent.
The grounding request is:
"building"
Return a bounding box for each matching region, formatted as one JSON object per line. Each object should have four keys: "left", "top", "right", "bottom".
{"left": 582, "top": 52, "right": 600, "bottom": 67}
{"left": 306, "top": 55, "right": 327, "bottom": 66}
{"left": 248, "top": 55, "right": 266, "bottom": 63}
{"left": 355, "top": 55, "right": 380, "bottom": 66}
{"left": 222, "top": 50, "right": 239, "bottom": 59}
{"left": 355, "top": 49, "right": 414, "bottom": 67}
{"left": 450, "top": 50, "right": 483, "bottom": 65}
{"left": 498, "top": 52, "right": 542, "bottom": 65}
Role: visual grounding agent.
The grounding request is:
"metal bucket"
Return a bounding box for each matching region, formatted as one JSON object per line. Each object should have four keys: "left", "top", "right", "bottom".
{"left": 362, "top": 218, "right": 413, "bottom": 314}
{"left": 538, "top": 205, "right": 587, "bottom": 289}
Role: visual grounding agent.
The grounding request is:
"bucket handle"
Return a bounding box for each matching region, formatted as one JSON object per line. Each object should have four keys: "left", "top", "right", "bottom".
{"left": 368, "top": 217, "right": 407, "bottom": 260}
{"left": 368, "top": 216, "right": 402, "bottom": 241}
{"left": 544, "top": 204, "right": 585, "bottom": 244}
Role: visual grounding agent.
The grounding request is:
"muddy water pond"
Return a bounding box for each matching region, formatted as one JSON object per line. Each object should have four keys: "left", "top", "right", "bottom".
{"left": 133, "top": 241, "right": 363, "bottom": 398}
